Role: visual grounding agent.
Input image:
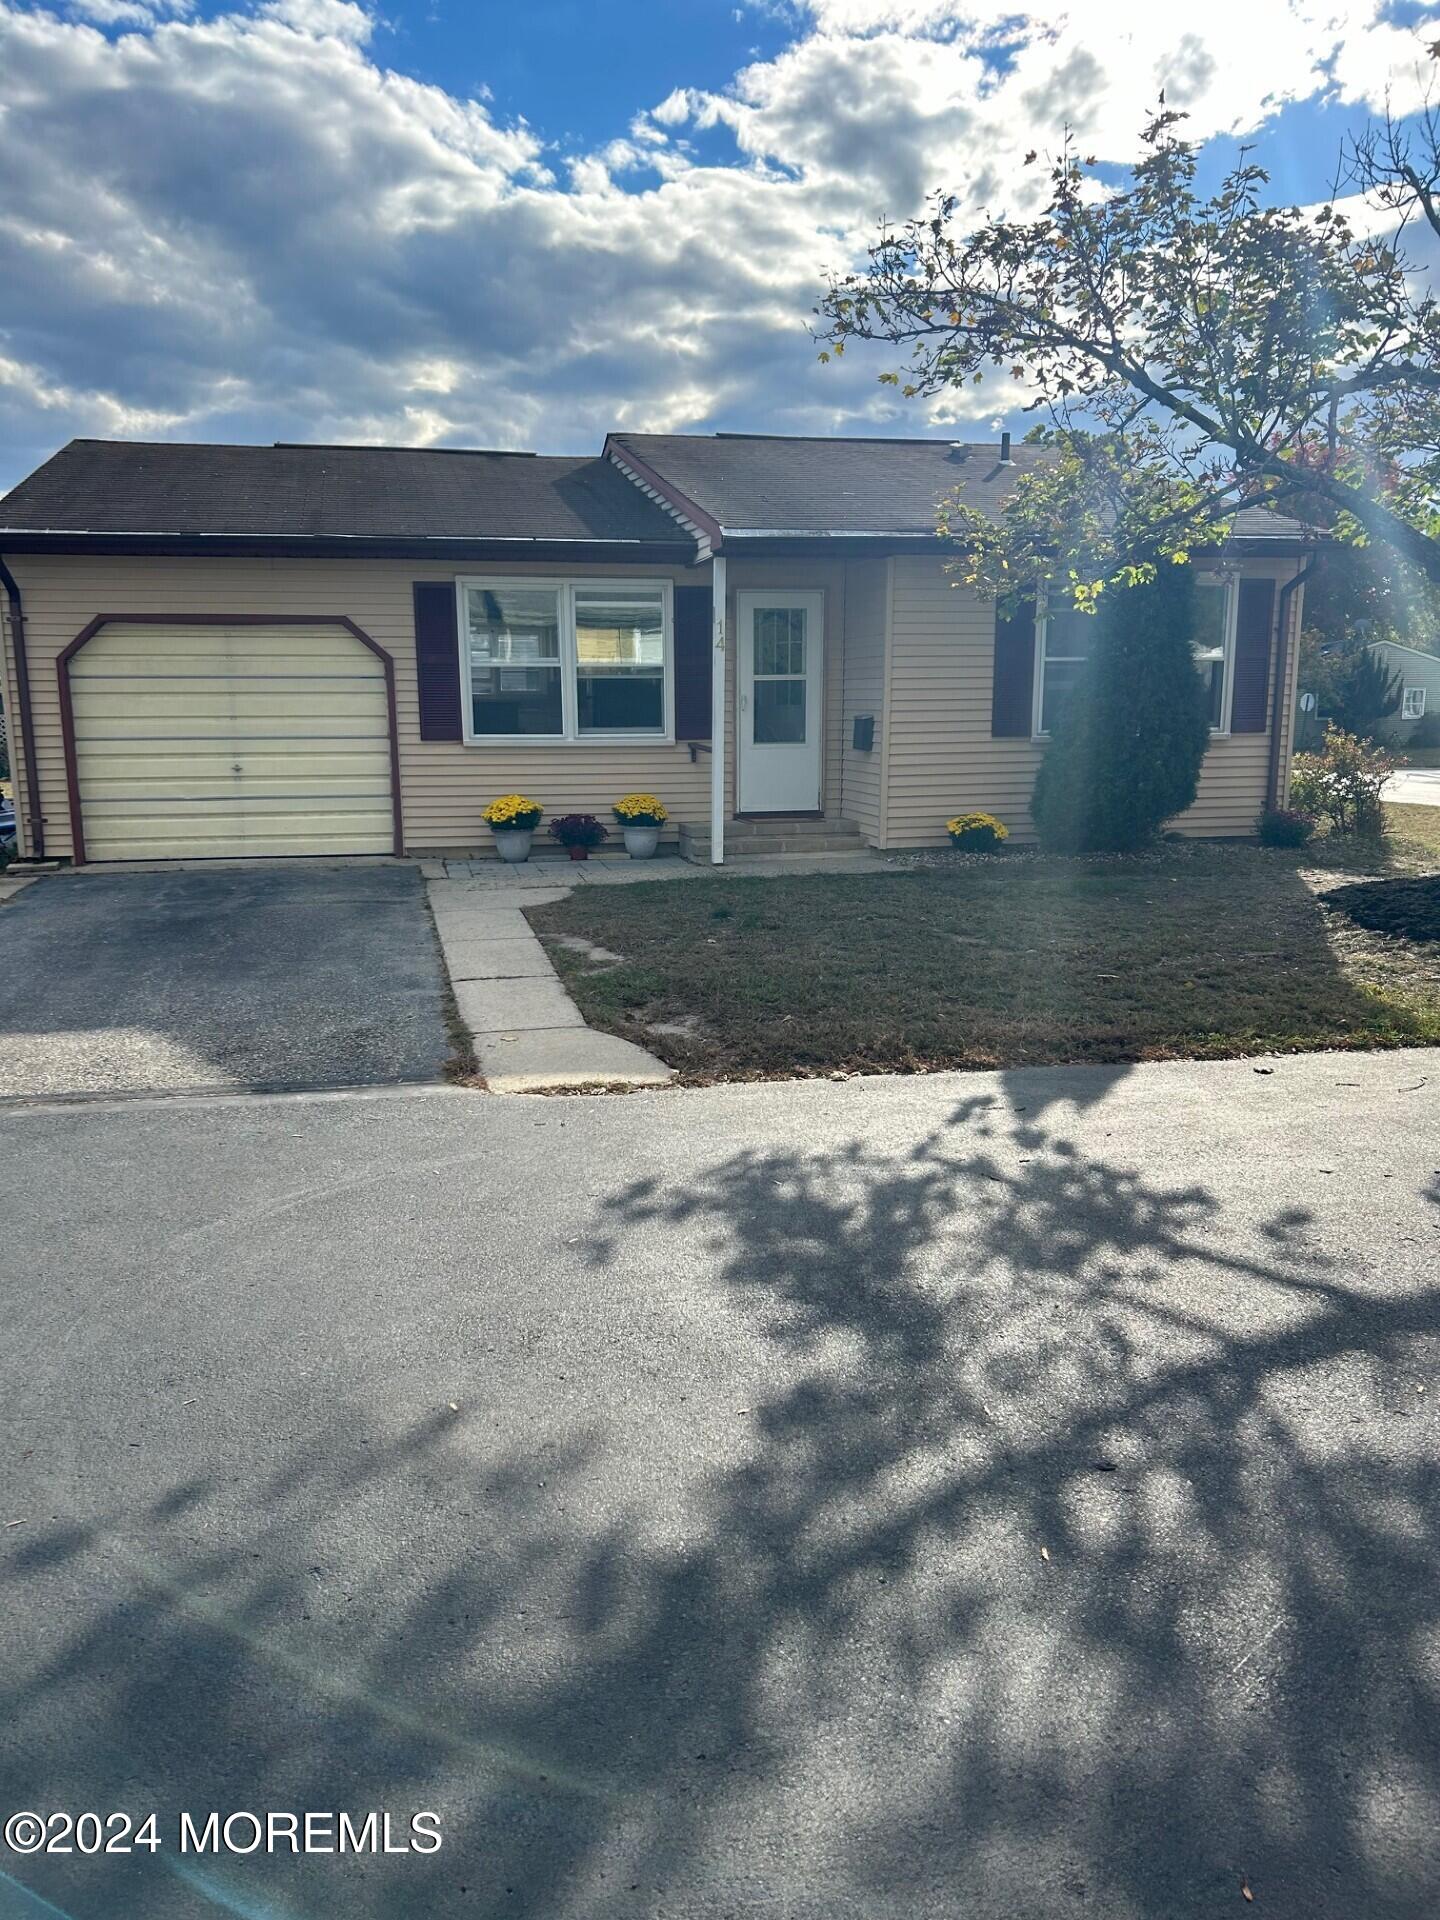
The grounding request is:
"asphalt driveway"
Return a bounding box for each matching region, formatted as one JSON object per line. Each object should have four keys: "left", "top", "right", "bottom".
{"left": 0, "top": 865, "right": 452, "bottom": 1097}
{"left": 1, "top": 1049, "right": 1438, "bottom": 1919}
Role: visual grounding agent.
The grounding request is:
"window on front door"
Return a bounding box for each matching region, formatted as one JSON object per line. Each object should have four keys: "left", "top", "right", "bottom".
{"left": 737, "top": 590, "right": 824, "bottom": 812}
{"left": 751, "top": 608, "right": 809, "bottom": 743}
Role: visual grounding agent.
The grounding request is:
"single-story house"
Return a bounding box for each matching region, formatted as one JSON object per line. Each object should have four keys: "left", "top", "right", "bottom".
{"left": 1367, "top": 639, "right": 1440, "bottom": 745}
{"left": 0, "top": 431, "right": 1310, "bottom": 865}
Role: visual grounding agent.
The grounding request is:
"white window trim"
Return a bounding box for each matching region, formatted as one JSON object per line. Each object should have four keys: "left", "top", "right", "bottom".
{"left": 1031, "top": 572, "right": 1240, "bottom": 740}
{"left": 1402, "top": 685, "right": 1427, "bottom": 720}
{"left": 455, "top": 575, "right": 675, "bottom": 747}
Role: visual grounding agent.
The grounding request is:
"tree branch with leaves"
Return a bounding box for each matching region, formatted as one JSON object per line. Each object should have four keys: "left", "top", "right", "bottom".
{"left": 817, "top": 94, "right": 1440, "bottom": 600}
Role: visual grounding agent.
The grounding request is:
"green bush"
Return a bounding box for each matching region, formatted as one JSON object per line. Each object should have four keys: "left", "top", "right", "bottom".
{"left": 1289, "top": 727, "right": 1394, "bottom": 837}
{"left": 1257, "top": 807, "right": 1315, "bottom": 847}
{"left": 1032, "top": 566, "right": 1211, "bottom": 853}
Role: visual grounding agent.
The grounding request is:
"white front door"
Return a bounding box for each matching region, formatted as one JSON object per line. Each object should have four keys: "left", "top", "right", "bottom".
{"left": 736, "top": 590, "right": 824, "bottom": 813}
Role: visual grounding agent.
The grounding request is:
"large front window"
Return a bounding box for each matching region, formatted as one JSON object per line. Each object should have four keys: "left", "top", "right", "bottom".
{"left": 458, "top": 578, "right": 671, "bottom": 742}
{"left": 1032, "top": 573, "right": 1240, "bottom": 736}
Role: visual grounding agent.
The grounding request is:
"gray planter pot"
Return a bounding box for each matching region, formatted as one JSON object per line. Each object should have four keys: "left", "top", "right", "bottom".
{"left": 493, "top": 827, "right": 534, "bottom": 864}
{"left": 623, "top": 824, "right": 661, "bottom": 859}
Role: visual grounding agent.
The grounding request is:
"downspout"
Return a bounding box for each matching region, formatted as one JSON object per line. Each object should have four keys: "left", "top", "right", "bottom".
{"left": 1266, "top": 560, "right": 1313, "bottom": 811}
{"left": 710, "top": 554, "right": 726, "bottom": 864}
{"left": 0, "top": 556, "right": 45, "bottom": 861}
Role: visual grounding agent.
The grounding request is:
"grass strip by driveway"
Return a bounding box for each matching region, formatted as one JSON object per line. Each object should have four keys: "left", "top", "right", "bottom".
{"left": 528, "top": 829, "right": 1440, "bottom": 1081}
{"left": 1381, "top": 803, "right": 1440, "bottom": 858}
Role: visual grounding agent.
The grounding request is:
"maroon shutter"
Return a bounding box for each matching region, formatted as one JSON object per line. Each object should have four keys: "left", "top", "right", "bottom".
{"left": 413, "top": 581, "right": 463, "bottom": 741}
{"left": 1231, "top": 578, "right": 1275, "bottom": 733}
{"left": 991, "top": 597, "right": 1036, "bottom": 737}
{"left": 673, "top": 585, "right": 713, "bottom": 740}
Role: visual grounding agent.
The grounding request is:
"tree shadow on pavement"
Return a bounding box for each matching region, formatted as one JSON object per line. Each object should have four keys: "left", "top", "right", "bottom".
{"left": 3, "top": 1094, "right": 1439, "bottom": 1918}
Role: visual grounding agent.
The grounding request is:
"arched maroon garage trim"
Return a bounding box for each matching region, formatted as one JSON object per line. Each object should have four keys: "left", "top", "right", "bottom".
{"left": 57, "top": 613, "right": 405, "bottom": 865}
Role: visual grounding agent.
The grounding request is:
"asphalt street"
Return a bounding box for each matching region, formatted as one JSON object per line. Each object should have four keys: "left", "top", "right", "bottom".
{"left": 2, "top": 1049, "right": 1439, "bottom": 1919}
{"left": 1386, "top": 768, "right": 1440, "bottom": 807}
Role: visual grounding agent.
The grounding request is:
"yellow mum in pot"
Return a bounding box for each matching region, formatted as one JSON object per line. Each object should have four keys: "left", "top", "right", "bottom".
{"left": 482, "top": 794, "right": 543, "bottom": 831}
{"left": 946, "top": 812, "right": 1008, "bottom": 851}
{"left": 612, "top": 793, "right": 668, "bottom": 827}
{"left": 613, "top": 792, "right": 667, "bottom": 858}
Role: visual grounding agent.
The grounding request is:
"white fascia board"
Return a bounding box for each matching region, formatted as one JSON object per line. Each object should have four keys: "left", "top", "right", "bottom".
{"left": 605, "top": 456, "right": 711, "bottom": 559}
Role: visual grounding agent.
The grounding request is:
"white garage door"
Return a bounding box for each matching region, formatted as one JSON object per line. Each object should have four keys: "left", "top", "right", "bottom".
{"left": 69, "top": 621, "right": 395, "bottom": 861}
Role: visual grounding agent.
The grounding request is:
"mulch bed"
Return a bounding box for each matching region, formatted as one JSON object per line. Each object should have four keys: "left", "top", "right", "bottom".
{"left": 1320, "top": 874, "right": 1440, "bottom": 944}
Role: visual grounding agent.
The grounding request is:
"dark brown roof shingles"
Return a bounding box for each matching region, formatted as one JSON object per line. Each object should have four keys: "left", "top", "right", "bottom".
{"left": 0, "top": 439, "right": 691, "bottom": 544}
{"left": 610, "top": 432, "right": 1310, "bottom": 541}
{"left": 0, "top": 432, "right": 1310, "bottom": 547}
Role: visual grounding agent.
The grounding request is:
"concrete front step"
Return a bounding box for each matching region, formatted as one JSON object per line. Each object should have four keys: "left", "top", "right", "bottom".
{"left": 682, "top": 814, "right": 861, "bottom": 837}
{"left": 678, "top": 818, "right": 867, "bottom": 862}
{"left": 680, "top": 838, "right": 869, "bottom": 860}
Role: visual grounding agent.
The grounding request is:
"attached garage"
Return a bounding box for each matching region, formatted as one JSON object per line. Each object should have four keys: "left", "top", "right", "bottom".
{"left": 58, "top": 616, "right": 401, "bottom": 862}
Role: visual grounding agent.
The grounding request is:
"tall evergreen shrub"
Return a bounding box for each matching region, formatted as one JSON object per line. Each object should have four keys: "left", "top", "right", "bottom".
{"left": 1032, "top": 566, "right": 1211, "bottom": 852}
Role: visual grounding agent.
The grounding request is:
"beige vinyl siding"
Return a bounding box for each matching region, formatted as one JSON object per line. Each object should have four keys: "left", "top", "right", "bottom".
{"left": 2, "top": 547, "right": 1303, "bottom": 863}
{"left": 883, "top": 556, "right": 1303, "bottom": 848}
{"left": 69, "top": 622, "right": 393, "bottom": 860}
{"left": 4, "top": 555, "right": 714, "bottom": 860}
{"left": 839, "top": 557, "right": 888, "bottom": 843}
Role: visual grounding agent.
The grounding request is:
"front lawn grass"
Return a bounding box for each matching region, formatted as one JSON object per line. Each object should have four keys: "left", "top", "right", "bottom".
{"left": 1381, "top": 802, "right": 1440, "bottom": 863}
{"left": 528, "top": 833, "right": 1440, "bottom": 1081}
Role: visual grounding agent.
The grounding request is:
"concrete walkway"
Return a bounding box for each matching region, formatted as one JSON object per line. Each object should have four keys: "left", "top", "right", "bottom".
{"left": 425, "top": 847, "right": 889, "bottom": 1093}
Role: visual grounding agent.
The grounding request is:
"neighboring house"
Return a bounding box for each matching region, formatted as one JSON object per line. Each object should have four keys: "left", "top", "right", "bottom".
{"left": 1367, "top": 640, "right": 1440, "bottom": 745}
{"left": 0, "top": 432, "right": 1309, "bottom": 866}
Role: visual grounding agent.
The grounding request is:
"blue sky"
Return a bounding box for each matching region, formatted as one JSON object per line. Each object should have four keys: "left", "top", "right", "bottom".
{"left": 395, "top": 2, "right": 795, "bottom": 154}
{"left": 1, "top": 0, "right": 1436, "bottom": 492}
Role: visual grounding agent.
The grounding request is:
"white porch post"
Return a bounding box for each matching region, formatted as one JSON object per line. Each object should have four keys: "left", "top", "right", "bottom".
{"left": 710, "top": 554, "right": 726, "bottom": 865}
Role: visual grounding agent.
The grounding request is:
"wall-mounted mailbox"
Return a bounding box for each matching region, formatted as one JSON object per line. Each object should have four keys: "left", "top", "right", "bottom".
{"left": 852, "top": 714, "right": 875, "bottom": 752}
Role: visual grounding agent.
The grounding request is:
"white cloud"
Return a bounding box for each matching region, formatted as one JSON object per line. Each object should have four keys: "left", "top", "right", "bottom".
{"left": 1, "top": 0, "right": 1438, "bottom": 490}
{"left": 66, "top": 0, "right": 191, "bottom": 24}
{"left": 258, "top": 0, "right": 373, "bottom": 42}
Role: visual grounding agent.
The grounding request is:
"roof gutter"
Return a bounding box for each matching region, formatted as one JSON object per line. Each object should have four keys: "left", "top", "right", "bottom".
{"left": 0, "top": 532, "right": 694, "bottom": 566}
{"left": 719, "top": 527, "right": 939, "bottom": 540}
{"left": 0, "top": 555, "right": 44, "bottom": 860}
{"left": 1267, "top": 559, "right": 1313, "bottom": 811}
{"left": 0, "top": 528, "right": 679, "bottom": 545}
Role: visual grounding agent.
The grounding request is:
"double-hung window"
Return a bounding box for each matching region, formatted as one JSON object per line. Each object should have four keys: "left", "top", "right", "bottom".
{"left": 1402, "top": 685, "right": 1427, "bottom": 720}
{"left": 1191, "top": 572, "right": 1238, "bottom": 733}
{"left": 1032, "top": 571, "right": 1241, "bottom": 737}
{"left": 1033, "top": 594, "right": 1094, "bottom": 736}
{"left": 458, "top": 577, "right": 672, "bottom": 743}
